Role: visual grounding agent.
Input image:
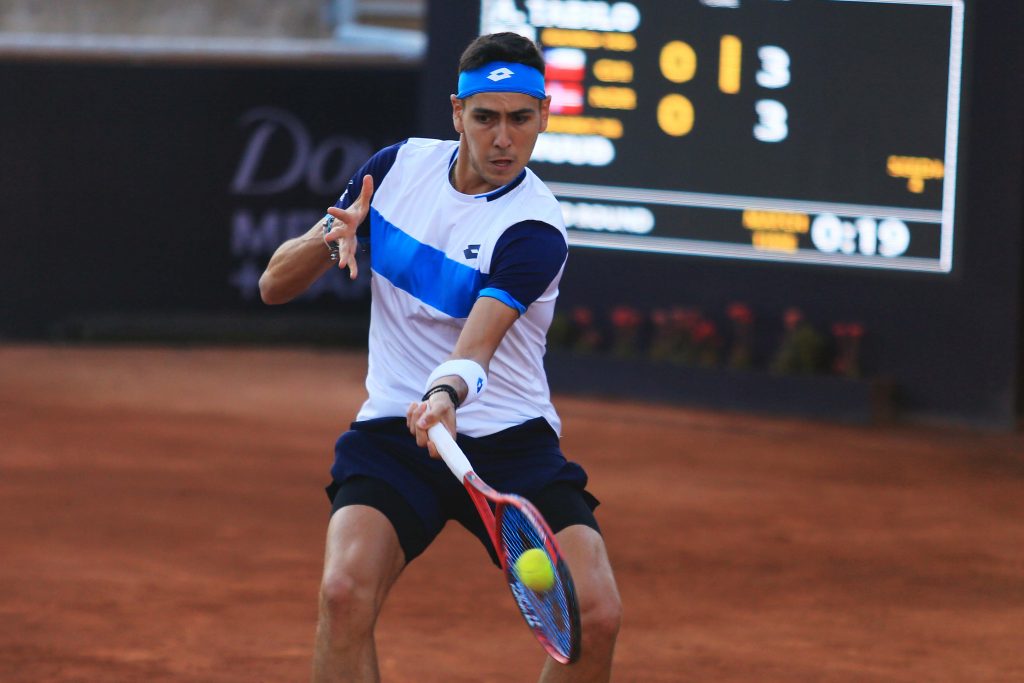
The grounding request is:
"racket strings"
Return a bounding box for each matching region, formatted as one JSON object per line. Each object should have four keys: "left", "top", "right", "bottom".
{"left": 499, "top": 503, "right": 575, "bottom": 658}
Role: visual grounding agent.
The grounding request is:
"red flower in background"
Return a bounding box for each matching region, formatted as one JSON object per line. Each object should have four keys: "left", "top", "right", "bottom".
{"left": 831, "top": 321, "right": 866, "bottom": 378}
{"left": 568, "top": 306, "right": 601, "bottom": 353}
{"left": 648, "top": 308, "right": 676, "bottom": 361}
{"left": 692, "top": 320, "right": 718, "bottom": 344}
{"left": 726, "top": 302, "right": 755, "bottom": 370}
{"left": 831, "top": 322, "right": 865, "bottom": 339}
{"left": 610, "top": 305, "right": 643, "bottom": 329}
{"left": 670, "top": 307, "right": 702, "bottom": 332}
{"left": 609, "top": 305, "right": 643, "bottom": 358}
{"left": 783, "top": 307, "right": 804, "bottom": 330}
{"left": 727, "top": 302, "right": 754, "bottom": 326}
{"left": 571, "top": 306, "right": 594, "bottom": 327}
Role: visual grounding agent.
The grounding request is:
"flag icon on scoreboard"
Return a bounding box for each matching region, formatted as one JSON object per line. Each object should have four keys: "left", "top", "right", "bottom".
{"left": 544, "top": 48, "right": 586, "bottom": 82}
{"left": 545, "top": 48, "right": 586, "bottom": 115}
{"left": 548, "top": 81, "right": 584, "bottom": 115}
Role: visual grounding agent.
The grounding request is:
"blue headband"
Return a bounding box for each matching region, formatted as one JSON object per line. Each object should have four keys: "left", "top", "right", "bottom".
{"left": 456, "top": 61, "right": 546, "bottom": 100}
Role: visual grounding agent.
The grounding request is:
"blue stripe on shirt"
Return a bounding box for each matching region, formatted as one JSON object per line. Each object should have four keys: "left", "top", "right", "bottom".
{"left": 370, "top": 207, "right": 484, "bottom": 318}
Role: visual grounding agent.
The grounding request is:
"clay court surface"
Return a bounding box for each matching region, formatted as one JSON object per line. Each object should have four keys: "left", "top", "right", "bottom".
{"left": 1, "top": 345, "right": 1022, "bottom": 682}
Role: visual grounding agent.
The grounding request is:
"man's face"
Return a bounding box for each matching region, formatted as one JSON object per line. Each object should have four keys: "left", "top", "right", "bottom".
{"left": 450, "top": 91, "right": 551, "bottom": 193}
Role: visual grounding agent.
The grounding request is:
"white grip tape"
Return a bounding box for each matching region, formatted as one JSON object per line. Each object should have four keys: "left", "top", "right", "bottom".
{"left": 427, "top": 424, "right": 473, "bottom": 482}
{"left": 426, "top": 359, "right": 487, "bottom": 407}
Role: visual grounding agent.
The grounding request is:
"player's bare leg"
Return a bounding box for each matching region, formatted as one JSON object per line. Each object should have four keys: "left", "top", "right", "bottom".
{"left": 312, "top": 505, "right": 406, "bottom": 683}
{"left": 538, "top": 525, "right": 621, "bottom": 683}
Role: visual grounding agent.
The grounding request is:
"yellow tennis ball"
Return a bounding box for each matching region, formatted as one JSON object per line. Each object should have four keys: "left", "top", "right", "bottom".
{"left": 514, "top": 548, "right": 555, "bottom": 592}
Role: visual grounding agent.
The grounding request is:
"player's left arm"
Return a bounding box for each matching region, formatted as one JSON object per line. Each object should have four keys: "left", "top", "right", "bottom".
{"left": 407, "top": 220, "right": 567, "bottom": 455}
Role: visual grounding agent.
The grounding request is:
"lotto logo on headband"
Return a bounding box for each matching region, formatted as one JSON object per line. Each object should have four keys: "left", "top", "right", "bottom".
{"left": 487, "top": 67, "right": 514, "bottom": 82}
{"left": 457, "top": 60, "right": 547, "bottom": 100}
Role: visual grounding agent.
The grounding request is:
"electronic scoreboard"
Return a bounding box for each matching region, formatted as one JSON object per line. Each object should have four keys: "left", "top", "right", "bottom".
{"left": 480, "top": 0, "right": 966, "bottom": 272}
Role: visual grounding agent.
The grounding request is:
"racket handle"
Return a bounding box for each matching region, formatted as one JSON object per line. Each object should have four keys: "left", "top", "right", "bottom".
{"left": 427, "top": 423, "right": 473, "bottom": 483}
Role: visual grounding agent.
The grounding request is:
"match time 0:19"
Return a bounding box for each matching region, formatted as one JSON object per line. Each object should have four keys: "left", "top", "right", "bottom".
{"left": 658, "top": 35, "right": 791, "bottom": 142}
{"left": 744, "top": 211, "right": 912, "bottom": 259}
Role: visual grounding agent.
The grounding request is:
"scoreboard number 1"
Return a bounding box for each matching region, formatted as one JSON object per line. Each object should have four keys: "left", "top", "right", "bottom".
{"left": 718, "top": 35, "right": 742, "bottom": 94}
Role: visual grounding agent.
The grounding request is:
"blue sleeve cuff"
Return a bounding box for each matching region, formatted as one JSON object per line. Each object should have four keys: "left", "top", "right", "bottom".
{"left": 478, "top": 287, "right": 527, "bottom": 315}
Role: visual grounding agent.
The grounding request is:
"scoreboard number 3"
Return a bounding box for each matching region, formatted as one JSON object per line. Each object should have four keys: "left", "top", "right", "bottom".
{"left": 756, "top": 46, "right": 791, "bottom": 89}
{"left": 754, "top": 100, "right": 788, "bottom": 143}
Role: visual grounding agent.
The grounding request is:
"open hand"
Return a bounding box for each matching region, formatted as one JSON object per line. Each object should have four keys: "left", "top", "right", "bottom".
{"left": 325, "top": 174, "right": 374, "bottom": 279}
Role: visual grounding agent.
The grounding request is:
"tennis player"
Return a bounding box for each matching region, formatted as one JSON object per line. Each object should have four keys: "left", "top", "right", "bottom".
{"left": 260, "top": 32, "right": 621, "bottom": 683}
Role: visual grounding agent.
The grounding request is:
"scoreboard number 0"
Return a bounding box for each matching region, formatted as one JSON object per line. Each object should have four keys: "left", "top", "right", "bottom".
{"left": 657, "top": 93, "right": 695, "bottom": 137}
{"left": 659, "top": 41, "right": 697, "bottom": 83}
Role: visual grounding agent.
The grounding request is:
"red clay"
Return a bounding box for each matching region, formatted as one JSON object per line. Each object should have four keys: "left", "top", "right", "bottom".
{"left": 1, "top": 346, "right": 1022, "bottom": 682}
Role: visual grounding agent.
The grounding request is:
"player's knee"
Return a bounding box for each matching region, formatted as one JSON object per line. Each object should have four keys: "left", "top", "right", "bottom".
{"left": 319, "top": 570, "right": 377, "bottom": 631}
{"left": 580, "top": 588, "right": 622, "bottom": 647}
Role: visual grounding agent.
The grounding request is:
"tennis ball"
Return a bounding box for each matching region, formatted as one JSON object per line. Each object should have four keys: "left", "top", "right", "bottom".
{"left": 514, "top": 548, "right": 555, "bottom": 593}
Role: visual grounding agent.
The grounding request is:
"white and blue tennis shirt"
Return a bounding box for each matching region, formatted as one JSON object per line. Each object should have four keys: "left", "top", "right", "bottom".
{"left": 334, "top": 138, "right": 569, "bottom": 437}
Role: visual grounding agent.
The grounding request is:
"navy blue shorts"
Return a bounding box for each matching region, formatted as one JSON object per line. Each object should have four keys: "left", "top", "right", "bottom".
{"left": 325, "top": 417, "right": 600, "bottom": 564}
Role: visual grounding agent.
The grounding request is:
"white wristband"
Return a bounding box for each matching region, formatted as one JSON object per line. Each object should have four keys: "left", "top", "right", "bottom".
{"left": 426, "top": 359, "right": 488, "bottom": 407}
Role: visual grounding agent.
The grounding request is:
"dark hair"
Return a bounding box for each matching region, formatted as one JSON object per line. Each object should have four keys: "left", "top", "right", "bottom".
{"left": 458, "top": 32, "right": 545, "bottom": 75}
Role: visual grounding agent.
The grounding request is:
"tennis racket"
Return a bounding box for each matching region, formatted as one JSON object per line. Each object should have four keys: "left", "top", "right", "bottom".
{"left": 427, "top": 423, "right": 581, "bottom": 664}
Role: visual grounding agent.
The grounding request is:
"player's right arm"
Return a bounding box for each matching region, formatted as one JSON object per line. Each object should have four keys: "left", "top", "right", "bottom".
{"left": 259, "top": 175, "right": 373, "bottom": 305}
{"left": 408, "top": 221, "right": 569, "bottom": 455}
